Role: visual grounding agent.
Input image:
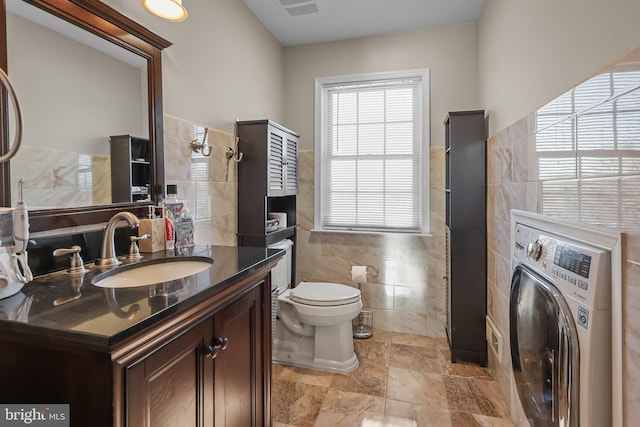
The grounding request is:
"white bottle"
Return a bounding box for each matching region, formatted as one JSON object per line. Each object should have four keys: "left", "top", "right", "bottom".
{"left": 163, "top": 184, "right": 184, "bottom": 222}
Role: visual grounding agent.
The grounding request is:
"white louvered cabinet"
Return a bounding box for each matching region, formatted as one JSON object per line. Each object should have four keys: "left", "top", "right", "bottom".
{"left": 236, "top": 120, "right": 298, "bottom": 283}
{"left": 266, "top": 124, "right": 298, "bottom": 196}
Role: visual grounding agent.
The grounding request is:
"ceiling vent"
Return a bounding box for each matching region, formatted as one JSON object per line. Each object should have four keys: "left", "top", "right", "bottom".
{"left": 278, "top": 0, "right": 319, "bottom": 16}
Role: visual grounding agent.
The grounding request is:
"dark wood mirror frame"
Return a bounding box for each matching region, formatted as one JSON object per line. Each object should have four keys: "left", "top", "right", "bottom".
{"left": 0, "top": 0, "right": 171, "bottom": 232}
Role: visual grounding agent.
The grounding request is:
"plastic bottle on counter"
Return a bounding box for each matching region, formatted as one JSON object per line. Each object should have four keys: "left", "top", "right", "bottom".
{"left": 163, "top": 184, "right": 184, "bottom": 221}
{"left": 162, "top": 185, "right": 183, "bottom": 251}
{"left": 175, "top": 207, "right": 195, "bottom": 249}
{"left": 163, "top": 207, "right": 175, "bottom": 251}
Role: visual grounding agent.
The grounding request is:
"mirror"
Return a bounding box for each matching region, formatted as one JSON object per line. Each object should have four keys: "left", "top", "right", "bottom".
{"left": 7, "top": 0, "right": 148, "bottom": 209}
{"left": 0, "top": 0, "right": 171, "bottom": 231}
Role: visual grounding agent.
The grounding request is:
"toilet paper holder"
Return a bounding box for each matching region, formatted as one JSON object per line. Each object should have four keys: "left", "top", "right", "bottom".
{"left": 350, "top": 265, "right": 368, "bottom": 284}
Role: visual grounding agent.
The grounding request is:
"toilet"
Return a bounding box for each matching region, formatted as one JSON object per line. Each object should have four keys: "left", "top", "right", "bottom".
{"left": 269, "top": 240, "right": 362, "bottom": 374}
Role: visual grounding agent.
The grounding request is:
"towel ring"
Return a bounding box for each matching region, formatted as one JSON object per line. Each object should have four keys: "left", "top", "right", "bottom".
{"left": 0, "top": 68, "right": 23, "bottom": 163}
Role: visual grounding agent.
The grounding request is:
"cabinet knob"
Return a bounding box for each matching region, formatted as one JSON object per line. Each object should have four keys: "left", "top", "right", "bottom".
{"left": 215, "top": 336, "right": 229, "bottom": 350}
{"left": 205, "top": 345, "right": 219, "bottom": 359}
{"left": 205, "top": 337, "right": 229, "bottom": 359}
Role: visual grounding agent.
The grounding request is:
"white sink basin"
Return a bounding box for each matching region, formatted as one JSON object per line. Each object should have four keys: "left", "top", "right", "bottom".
{"left": 92, "top": 257, "right": 213, "bottom": 288}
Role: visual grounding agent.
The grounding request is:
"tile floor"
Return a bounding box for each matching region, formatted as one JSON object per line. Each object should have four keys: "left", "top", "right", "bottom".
{"left": 272, "top": 330, "right": 515, "bottom": 427}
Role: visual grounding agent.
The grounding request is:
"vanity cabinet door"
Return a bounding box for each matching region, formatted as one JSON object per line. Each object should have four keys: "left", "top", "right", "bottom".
{"left": 126, "top": 319, "right": 214, "bottom": 427}
{"left": 213, "top": 285, "right": 265, "bottom": 427}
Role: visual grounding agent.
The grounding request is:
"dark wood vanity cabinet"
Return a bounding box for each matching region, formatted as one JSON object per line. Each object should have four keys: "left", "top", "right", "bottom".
{"left": 125, "top": 284, "right": 266, "bottom": 426}
{"left": 0, "top": 266, "right": 273, "bottom": 427}
{"left": 444, "top": 110, "right": 487, "bottom": 366}
{"left": 126, "top": 319, "right": 214, "bottom": 426}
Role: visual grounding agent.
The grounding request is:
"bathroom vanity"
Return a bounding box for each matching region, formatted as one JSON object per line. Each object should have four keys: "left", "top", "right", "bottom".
{"left": 0, "top": 245, "right": 281, "bottom": 427}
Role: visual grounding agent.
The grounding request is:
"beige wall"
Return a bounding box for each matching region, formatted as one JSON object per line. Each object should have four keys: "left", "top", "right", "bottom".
{"left": 105, "top": 0, "right": 285, "bottom": 134}
{"left": 283, "top": 23, "right": 480, "bottom": 149}
{"left": 283, "top": 24, "right": 479, "bottom": 335}
{"left": 478, "top": 0, "right": 640, "bottom": 136}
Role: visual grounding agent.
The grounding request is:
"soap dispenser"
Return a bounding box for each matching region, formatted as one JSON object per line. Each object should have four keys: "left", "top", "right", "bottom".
{"left": 138, "top": 206, "right": 165, "bottom": 253}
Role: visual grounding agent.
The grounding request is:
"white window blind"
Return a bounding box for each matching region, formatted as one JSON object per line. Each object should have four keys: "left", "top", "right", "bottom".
{"left": 315, "top": 71, "right": 429, "bottom": 233}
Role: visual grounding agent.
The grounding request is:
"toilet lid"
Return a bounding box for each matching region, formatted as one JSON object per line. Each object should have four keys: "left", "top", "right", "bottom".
{"left": 289, "top": 282, "right": 361, "bottom": 306}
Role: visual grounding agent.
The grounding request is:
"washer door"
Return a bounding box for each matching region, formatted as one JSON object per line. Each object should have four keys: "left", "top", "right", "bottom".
{"left": 510, "top": 265, "right": 579, "bottom": 427}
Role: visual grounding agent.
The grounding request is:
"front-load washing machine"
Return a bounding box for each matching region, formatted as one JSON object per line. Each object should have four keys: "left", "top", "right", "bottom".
{"left": 510, "top": 211, "right": 612, "bottom": 427}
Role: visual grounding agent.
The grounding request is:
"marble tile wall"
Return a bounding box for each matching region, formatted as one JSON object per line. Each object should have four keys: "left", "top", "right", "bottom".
{"left": 296, "top": 147, "right": 447, "bottom": 337}
{"left": 163, "top": 115, "right": 238, "bottom": 246}
{"left": 487, "top": 45, "right": 640, "bottom": 426}
{"left": 10, "top": 145, "right": 110, "bottom": 209}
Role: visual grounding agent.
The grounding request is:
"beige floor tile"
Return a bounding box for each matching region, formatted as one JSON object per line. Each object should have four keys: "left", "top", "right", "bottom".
{"left": 273, "top": 363, "right": 335, "bottom": 387}
{"left": 383, "top": 400, "right": 452, "bottom": 427}
{"left": 389, "top": 343, "right": 442, "bottom": 374}
{"left": 391, "top": 332, "right": 440, "bottom": 349}
{"left": 449, "top": 411, "right": 515, "bottom": 427}
{"left": 444, "top": 377, "right": 507, "bottom": 418}
{"left": 271, "top": 332, "right": 513, "bottom": 427}
{"left": 313, "top": 390, "right": 385, "bottom": 426}
{"left": 386, "top": 366, "right": 448, "bottom": 409}
{"left": 272, "top": 380, "right": 329, "bottom": 427}
{"left": 368, "top": 329, "right": 394, "bottom": 343}
{"left": 355, "top": 339, "right": 391, "bottom": 366}
{"left": 443, "top": 376, "right": 482, "bottom": 414}
{"left": 329, "top": 362, "right": 388, "bottom": 397}
{"left": 469, "top": 378, "right": 510, "bottom": 418}
{"left": 443, "top": 360, "right": 492, "bottom": 379}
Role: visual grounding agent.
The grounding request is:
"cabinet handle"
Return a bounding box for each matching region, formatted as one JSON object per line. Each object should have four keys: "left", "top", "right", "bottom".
{"left": 204, "top": 337, "right": 229, "bottom": 359}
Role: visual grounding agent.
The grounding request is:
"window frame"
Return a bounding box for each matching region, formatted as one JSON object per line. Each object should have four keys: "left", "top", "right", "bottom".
{"left": 313, "top": 69, "right": 430, "bottom": 234}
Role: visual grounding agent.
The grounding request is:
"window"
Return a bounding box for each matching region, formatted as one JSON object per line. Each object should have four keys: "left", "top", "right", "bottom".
{"left": 314, "top": 70, "right": 430, "bottom": 233}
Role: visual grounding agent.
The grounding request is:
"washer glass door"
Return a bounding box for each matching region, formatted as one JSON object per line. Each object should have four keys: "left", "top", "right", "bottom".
{"left": 510, "top": 265, "right": 579, "bottom": 427}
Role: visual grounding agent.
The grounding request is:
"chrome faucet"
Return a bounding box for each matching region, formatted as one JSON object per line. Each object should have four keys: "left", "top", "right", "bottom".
{"left": 96, "top": 212, "right": 140, "bottom": 267}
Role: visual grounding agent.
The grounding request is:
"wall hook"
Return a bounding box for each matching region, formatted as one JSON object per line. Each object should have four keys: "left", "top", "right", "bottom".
{"left": 225, "top": 136, "right": 244, "bottom": 163}
{"left": 190, "top": 127, "right": 212, "bottom": 157}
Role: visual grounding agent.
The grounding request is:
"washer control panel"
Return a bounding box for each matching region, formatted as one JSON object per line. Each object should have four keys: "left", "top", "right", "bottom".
{"left": 513, "top": 223, "right": 611, "bottom": 310}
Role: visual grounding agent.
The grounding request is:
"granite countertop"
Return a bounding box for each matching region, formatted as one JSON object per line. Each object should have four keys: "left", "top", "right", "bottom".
{"left": 0, "top": 245, "right": 282, "bottom": 351}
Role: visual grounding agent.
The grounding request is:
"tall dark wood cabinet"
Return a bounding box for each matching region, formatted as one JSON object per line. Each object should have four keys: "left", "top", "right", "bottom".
{"left": 444, "top": 110, "right": 487, "bottom": 366}
{"left": 109, "top": 135, "right": 151, "bottom": 203}
{"left": 236, "top": 120, "right": 298, "bottom": 279}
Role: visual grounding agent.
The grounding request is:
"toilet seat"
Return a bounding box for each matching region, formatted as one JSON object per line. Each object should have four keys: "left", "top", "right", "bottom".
{"left": 289, "top": 281, "right": 361, "bottom": 306}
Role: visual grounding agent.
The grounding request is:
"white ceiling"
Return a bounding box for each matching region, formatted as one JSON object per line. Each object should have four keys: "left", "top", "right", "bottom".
{"left": 242, "top": 0, "right": 485, "bottom": 47}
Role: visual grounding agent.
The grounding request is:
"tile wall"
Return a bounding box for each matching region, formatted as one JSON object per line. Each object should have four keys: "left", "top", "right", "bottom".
{"left": 163, "top": 115, "right": 238, "bottom": 246}
{"left": 10, "top": 145, "right": 111, "bottom": 209}
{"left": 487, "top": 46, "right": 640, "bottom": 426}
{"left": 295, "top": 147, "right": 448, "bottom": 337}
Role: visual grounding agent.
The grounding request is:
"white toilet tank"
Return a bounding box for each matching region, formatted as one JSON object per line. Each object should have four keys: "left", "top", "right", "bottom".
{"left": 268, "top": 239, "right": 293, "bottom": 294}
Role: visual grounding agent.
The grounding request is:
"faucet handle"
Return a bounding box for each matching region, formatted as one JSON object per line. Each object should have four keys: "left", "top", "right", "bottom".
{"left": 53, "top": 245, "right": 86, "bottom": 274}
{"left": 127, "top": 234, "right": 149, "bottom": 261}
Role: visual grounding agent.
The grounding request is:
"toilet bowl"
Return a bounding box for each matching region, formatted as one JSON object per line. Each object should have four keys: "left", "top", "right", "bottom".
{"left": 269, "top": 238, "right": 362, "bottom": 374}
{"left": 273, "top": 281, "right": 362, "bottom": 373}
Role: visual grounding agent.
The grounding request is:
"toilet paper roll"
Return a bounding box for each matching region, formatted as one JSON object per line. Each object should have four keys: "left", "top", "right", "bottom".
{"left": 351, "top": 266, "right": 368, "bottom": 283}
{"left": 268, "top": 212, "right": 287, "bottom": 229}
